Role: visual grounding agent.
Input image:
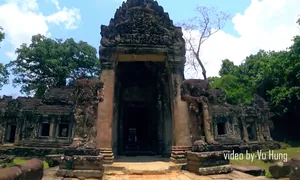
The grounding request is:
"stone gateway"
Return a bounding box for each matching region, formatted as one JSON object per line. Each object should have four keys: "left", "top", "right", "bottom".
{"left": 97, "top": 0, "right": 190, "bottom": 163}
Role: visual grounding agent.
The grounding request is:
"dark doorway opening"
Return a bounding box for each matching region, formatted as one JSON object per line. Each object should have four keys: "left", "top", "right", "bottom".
{"left": 217, "top": 122, "right": 226, "bottom": 135}
{"left": 247, "top": 123, "right": 257, "bottom": 141}
{"left": 7, "top": 125, "right": 16, "bottom": 143}
{"left": 40, "top": 123, "right": 50, "bottom": 137}
{"left": 116, "top": 62, "right": 161, "bottom": 156}
{"left": 122, "top": 104, "right": 154, "bottom": 155}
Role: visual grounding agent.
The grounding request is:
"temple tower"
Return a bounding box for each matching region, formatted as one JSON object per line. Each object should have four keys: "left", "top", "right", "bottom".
{"left": 97, "top": 0, "right": 191, "bottom": 163}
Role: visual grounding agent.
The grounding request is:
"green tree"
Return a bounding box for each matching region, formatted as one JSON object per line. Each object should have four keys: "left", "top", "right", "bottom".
{"left": 219, "top": 59, "right": 238, "bottom": 76}
{"left": 267, "top": 34, "right": 300, "bottom": 115}
{"left": 8, "top": 34, "right": 100, "bottom": 98}
{"left": 0, "top": 27, "right": 4, "bottom": 43}
{"left": 0, "top": 27, "right": 9, "bottom": 90}
{"left": 210, "top": 74, "right": 253, "bottom": 105}
{"left": 210, "top": 18, "right": 300, "bottom": 140}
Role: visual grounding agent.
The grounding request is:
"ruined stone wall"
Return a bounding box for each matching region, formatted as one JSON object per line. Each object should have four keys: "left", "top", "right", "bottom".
{"left": 0, "top": 96, "right": 74, "bottom": 146}
{"left": 181, "top": 79, "right": 274, "bottom": 145}
{"left": 0, "top": 78, "right": 103, "bottom": 148}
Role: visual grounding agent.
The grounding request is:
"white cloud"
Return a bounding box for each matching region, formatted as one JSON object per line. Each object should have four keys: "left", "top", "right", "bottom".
{"left": 0, "top": 2, "right": 48, "bottom": 50}
{"left": 0, "top": 0, "right": 81, "bottom": 53}
{"left": 0, "top": 0, "right": 81, "bottom": 96}
{"left": 7, "top": 0, "right": 39, "bottom": 11}
{"left": 50, "top": 0, "right": 60, "bottom": 10}
{"left": 184, "top": 0, "right": 300, "bottom": 79}
{"left": 46, "top": 7, "right": 81, "bottom": 30}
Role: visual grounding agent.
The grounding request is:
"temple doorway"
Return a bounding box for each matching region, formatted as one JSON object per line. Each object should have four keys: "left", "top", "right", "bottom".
{"left": 6, "top": 124, "right": 16, "bottom": 143}
{"left": 120, "top": 103, "right": 157, "bottom": 155}
{"left": 114, "top": 61, "right": 171, "bottom": 156}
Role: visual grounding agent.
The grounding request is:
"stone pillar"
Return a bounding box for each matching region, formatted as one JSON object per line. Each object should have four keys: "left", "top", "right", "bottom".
{"left": 0, "top": 120, "right": 3, "bottom": 144}
{"left": 241, "top": 118, "right": 249, "bottom": 142}
{"left": 225, "top": 120, "right": 232, "bottom": 137}
{"left": 257, "top": 121, "right": 265, "bottom": 141}
{"left": 49, "top": 116, "right": 55, "bottom": 139}
{"left": 15, "top": 122, "right": 21, "bottom": 143}
{"left": 169, "top": 62, "right": 191, "bottom": 163}
{"left": 96, "top": 63, "right": 115, "bottom": 164}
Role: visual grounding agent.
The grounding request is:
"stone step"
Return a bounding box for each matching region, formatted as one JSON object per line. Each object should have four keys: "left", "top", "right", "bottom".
{"left": 104, "top": 170, "right": 126, "bottom": 175}
{"left": 103, "top": 162, "right": 185, "bottom": 175}
{"left": 169, "top": 163, "right": 186, "bottom": 171}
{"left": 104, "top": 165, "right": 126, "bottom": 171}
{"left": 232, "top": 165, "right": 265, "bottom": 176}
{"left": 124, "top": 168, "right": 171, "bottom": 175}
{"left": 198, "top": 164, "right": 233, "bottom": 175}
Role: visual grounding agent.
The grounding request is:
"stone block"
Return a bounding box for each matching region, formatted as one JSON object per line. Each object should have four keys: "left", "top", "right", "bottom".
{"left": 186, "top": 151, "right": 231, "bottom": 175}
{"left": 56, "top": 155, "right": 104, "bottom": 171}
{"left": 20, "top": 159, "right": 44, "bottom": 180}
{"left": 269, "top": 161, "right": 291, "bottom": 179}
{"left": 290, "top": 158, "right": 300, "bottom": 180}
{"left": 186, "top": 151, "right": 230, "bottom": 165}
{"left": 198, "top": 164, "right": 233, "bottom": 175}
{"left": 0, "top": 166, "right": 22, "bottom": 180}
{"left": 56, "top": 169, "right": 103, "bottom": 178}
{"left": 170, "top": 147, "right": 190, "bottom": 164}
{"left": 0, "top": 158, "right": 44, "bottom": 180}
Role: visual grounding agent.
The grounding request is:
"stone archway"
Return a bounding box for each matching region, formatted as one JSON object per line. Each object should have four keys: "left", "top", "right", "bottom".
{"left": 96, "top": 0, "right": 191, "bottom": 163}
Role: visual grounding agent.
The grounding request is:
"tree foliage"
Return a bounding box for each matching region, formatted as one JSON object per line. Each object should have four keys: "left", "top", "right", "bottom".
{"left": 212, "top": 49, "right": 298, "bottom": 113}
{"left": 218, "top": 59, "right": 237, "bottom": 76}
{"left": 0, "top": 27, "right": 4, "bottom": 43}
{"left": 8, "top": 34, "right": 100, "bottom": 98}
{"left": 210, "top": 18, "right": 300, "bottom": 140}
{"left": 0, "top": 27, "right": 9, "bottom": 90}
{"left": 210, "top": 74, "right": 253, "bottom": 105}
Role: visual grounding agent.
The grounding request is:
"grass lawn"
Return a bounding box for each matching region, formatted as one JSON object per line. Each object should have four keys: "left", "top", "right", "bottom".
{"left": 1, "top": 158, "right": 49, "bottom": 168}
{"left": 230, "top": 147, "right": 300, "bottom": 177}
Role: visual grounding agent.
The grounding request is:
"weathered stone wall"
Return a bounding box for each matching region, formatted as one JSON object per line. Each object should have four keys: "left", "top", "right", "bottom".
{"left": 0, "top": 95, "right": 74, "bottom": 146}
{"left": 0, "top": 159, "right": 43, "bottom": 180}
{"left": 181, "top": 79, "right": 274, "bottom": 146}
{"left": 0, "top": 78, "right": 103, "bottom": 149}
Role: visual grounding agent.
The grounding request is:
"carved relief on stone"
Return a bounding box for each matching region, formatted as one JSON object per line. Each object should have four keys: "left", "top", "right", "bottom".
{"left": 70, "top": 79, "right": 104, "bottom": 149}
{"left": 173, "top": 79, "right": 178, "bottom": 99}
{"left": 23, "top": 119, "right": 37, "bottom": 140}
{"left": 100, "top": 0, "right": 184, "bottom": 47}
{"left": 181, "top": 79, "right": 218, "bottom": 145}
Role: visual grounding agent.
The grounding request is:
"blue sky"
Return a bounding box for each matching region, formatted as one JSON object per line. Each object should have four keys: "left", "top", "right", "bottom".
{"left": 0, "top": 0, "right": 299, "bottom": 97}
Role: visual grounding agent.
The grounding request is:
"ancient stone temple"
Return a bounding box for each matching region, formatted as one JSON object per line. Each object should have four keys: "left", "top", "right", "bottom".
{"left": 96, "top": 0, "right": 278, "bottom": 164}
{"left": 0, "top": 0, "right": 278, "bottom": 170}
